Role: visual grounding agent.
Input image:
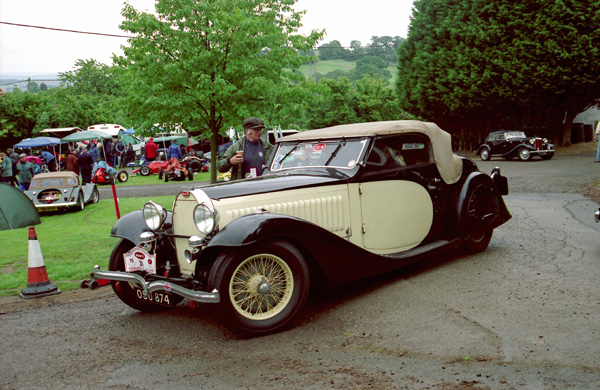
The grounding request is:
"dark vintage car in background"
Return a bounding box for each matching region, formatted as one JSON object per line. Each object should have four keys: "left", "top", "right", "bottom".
{"left": 89, "top": 120, "right": 511, "bottom": 337}
{"left": 476, "top": 131, "right": 555, "bottom": 161}
{"left": 25, "top": 171, "right": 99, "bottom": 212}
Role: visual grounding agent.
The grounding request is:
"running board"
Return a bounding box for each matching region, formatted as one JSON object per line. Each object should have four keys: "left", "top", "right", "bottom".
{"left": 382, "top": 238, "right": 460, "bottom": 260}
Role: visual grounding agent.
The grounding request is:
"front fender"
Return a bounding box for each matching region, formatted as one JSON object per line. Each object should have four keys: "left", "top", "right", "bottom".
{"left": 110, "top": 209, "right": 173, "bottom": 245}
{"left": 506, "top": 143, "right": 534, "bottom": 156}
{"left": 198, "top": 213, "right": 361, "bottom": 285}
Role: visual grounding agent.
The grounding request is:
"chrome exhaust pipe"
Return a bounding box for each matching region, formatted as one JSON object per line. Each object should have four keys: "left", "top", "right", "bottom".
{"left": 91, "top": 265, "right": 220, "bottom": 303}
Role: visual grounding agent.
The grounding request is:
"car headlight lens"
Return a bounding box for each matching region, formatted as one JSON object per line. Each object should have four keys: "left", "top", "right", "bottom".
{"left": 143, "top": 201, "right": 167, "bottom": 230}
{"left": 194, "top": 203, "right": 219, "bottom": 235}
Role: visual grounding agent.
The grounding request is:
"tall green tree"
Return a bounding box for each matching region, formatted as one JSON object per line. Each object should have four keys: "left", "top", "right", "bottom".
{"left": 115, "top": 0, "right": 323, "bottom": 183}
{"left": 304, "top": 77, "right": 411, "bottom": 129}
{"left": 36, "top": 59, "right": 128, "bottom": 131}
{"left": 317, "top": 40, "right": 347, "bottom": 60}
{"left": 0, "top": 88, "right": 45, "bottom": 150}
{"left": 397, "top": 0, "right": 600, "bottom": 148}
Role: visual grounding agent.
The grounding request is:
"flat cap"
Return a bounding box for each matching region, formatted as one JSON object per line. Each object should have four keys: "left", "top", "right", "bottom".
{"left": 242, "top": 117, "right": 265, "bottom": 130}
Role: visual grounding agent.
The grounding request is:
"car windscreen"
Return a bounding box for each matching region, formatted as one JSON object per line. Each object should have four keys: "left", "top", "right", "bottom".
{"left": 505, "top": 131, "right": 526, "bottom": 138}
{"left": 270, "top": 138, "right": 368, "bottom": 172}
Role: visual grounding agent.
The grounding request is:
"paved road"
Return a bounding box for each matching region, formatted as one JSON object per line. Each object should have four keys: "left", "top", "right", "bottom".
{"left": 2, "top": 152, "right": 599, "bottom": 389}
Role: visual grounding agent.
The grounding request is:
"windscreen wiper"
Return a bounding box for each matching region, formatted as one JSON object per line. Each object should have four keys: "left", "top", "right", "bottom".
{"left": 323, "top": 139, "right": 346, "bottom": 166}
{"left": 278, "top": 143, "right": 300, "bottom": 164}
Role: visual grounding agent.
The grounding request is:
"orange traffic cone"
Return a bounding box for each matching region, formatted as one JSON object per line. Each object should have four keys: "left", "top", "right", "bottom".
{"left": 19, "top": 227, "right": 61, "bottom": 299}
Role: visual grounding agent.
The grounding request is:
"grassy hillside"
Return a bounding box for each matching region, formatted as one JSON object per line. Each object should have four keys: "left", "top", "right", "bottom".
{"left": 299, "top": 59, "right": 397, "bottom": 84}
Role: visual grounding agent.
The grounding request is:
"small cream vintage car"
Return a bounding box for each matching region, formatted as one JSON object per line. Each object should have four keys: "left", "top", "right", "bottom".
{"left": 25, "top": 171, "right": 99, "bottom": 212}
{"left": 90, "top": 120, "right": 511, "bottom": 336}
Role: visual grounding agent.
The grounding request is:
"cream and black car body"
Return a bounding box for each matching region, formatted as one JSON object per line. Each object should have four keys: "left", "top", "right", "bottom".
{"left": 25, "top": 171, "right": 99, "bottom": 212}
{"left": 90, "top": 120, "right": 511, "bottom": 336}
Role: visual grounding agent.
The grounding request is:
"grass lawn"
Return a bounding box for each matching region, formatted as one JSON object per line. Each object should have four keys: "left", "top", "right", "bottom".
{"left": 0, "top": 195, "right": 173, "bottom": 297}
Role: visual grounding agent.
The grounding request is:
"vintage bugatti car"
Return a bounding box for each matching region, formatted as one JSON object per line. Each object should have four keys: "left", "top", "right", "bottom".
{"left": 89, "top": 120, "right": 511, "bottom": 337}
{"left": 476, "top": 130, "right": 555, "bottom": 161}
{"left": 25, "top": 171, "right": 99, "bottom": 212}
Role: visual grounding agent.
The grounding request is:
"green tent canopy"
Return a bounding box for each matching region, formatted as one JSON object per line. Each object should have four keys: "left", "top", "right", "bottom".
{"left": 0, "top": 184, "right": 41, "bottom": 230}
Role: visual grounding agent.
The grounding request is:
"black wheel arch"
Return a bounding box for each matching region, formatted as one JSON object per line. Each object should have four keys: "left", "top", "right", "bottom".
{"left": 476, "top": 145, "right": 490, "bottom": 156}
{"left": 197, "top": 215, "right": 325, "bottom": 283}
{"left": 110, "top": 209, "right": 173, "bottom": 245}
{"left": 455, "top": 171, "right": 511, "bottom": 237}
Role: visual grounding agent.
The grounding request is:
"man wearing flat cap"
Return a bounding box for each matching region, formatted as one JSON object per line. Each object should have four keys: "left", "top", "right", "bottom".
{"left": 16, "top": 153, "right": 35, "bottom": 191}
{"left": 217, "top": 117, "right": 273, "bottom": 180}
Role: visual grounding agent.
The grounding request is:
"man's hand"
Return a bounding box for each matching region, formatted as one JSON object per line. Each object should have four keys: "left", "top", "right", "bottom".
{"left": 230, "top": 153, "right": 243, "bottom": 165}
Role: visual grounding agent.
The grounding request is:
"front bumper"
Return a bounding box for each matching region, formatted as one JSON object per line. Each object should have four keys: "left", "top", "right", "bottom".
{"left": 530, "top": 149, "right": 554, "bottom": 155}
{"left": 90, "top": 265, "right": 220, "bottom": 303}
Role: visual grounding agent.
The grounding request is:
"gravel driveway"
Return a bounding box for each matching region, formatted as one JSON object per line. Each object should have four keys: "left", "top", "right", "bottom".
{"left": 1, "top": 150, "right": 599, "bottom": 389}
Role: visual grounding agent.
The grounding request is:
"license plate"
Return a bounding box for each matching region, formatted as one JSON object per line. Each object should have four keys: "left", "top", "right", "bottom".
{"left": 40, "top": 207, "right": 59, "bottom": 212}
{"left": 133, "top": 287, "right": 176, "bottom": 307}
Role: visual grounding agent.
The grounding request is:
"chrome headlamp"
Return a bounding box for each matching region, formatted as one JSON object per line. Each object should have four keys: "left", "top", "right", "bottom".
{"left": 193, "top": 203, "right": 219, "bottom": 235}
{"left": 142, "top": 201, "right": 167, "bottom": 230}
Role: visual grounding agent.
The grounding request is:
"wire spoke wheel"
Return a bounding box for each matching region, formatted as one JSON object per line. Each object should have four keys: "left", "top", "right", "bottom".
{"left": 230, "top": 254, "right": 293, "bottom": 320}
{"left": 208, "top": 240, "right": 310, "bottom": 336}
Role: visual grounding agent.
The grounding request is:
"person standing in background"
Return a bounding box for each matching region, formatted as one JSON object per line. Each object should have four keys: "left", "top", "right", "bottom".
{"left": 1, "top": 152, "right": 13, "bottom": 183}
{"left": 16, "top": 153, "right": 35, "bottom": 191}
{"left": 66, "top": 149, "right": 80, "bottom": 175}
{"left": 42, "top": 148, "right": 57, "bottom": 172}
{"left": 123, "top": 143, "right": 135, "bottom": 167}
{"left": 217, "top": 117, "right": 273, "bottom": 180}
{"left": 8, "top": 148, "right": 19, "bottom": 186}
{"left": 168, "top": 140, "right": 182, "bottom": 160}
{"left": 145, "top": 137, "right": 159, "bottom": 162}
{"left": 595, "top": 121, "right": 600, "bottom": 162}
{"left": 89, "top": 142, "right": 100, "bottom": 174}
{"left": 115, "top": 139, "right": 126, "bottom": 168}
{"left": 78, "top": 146, "right": 93, "bottom": 184}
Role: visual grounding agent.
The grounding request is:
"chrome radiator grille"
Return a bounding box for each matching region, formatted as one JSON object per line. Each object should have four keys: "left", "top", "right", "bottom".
{"left": 172, "top": 195, "right": 203, "bottom": 274}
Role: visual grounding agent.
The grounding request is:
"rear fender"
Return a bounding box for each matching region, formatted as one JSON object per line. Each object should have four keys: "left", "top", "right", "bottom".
{"left": 82, "top": 183, "right": 97, "bottom": 203}
{"left": 456, "top": 171, "right": 511, "bottom": 237}
{"left": 475, "top": 145, "right": 489, "bottom": 155}
{"left": 110, "top": 209, "right": 173, "bottom": 245}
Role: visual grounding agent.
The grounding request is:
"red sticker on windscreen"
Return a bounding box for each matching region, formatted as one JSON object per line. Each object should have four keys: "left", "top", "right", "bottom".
{"left": 314, "top": 143, "right": 326, "bottom": 151}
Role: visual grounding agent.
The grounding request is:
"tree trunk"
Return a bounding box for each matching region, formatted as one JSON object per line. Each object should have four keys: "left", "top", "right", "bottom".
{"left": 210, "top": 130, "right": 218, "bottom": 184}
{"left": 560, "top": 110, "right": 578, "bottom": 147}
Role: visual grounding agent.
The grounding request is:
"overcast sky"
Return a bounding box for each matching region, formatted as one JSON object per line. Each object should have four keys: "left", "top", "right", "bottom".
{"left": 0, "top": 0, "right": 414, "bottom": 77}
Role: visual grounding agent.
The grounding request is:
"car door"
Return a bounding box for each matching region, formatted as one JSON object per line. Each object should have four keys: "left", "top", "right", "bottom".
{"left": 358, "top": 135, "right": 434, "bottom": 253}
{"left": 488, "top": 133, "right": 505, "bottom": 155}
